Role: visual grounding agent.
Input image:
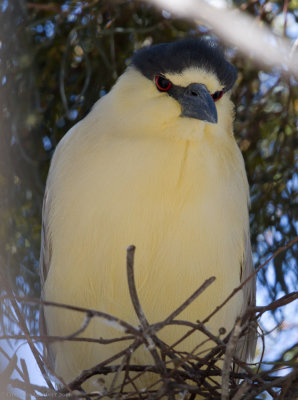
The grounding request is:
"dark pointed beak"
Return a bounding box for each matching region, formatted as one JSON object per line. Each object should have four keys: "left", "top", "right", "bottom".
{"left": 177, "top": 83, "right": 218, "bottom": 123}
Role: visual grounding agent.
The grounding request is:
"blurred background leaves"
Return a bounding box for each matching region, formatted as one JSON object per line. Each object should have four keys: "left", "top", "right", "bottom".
{"left": 0, "top": 0, "right": 297, "bottom": 335}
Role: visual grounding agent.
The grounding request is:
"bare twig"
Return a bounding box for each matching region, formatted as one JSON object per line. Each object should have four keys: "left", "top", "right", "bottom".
{"left": 126, "top": 245, "right": 149, "bottom": 329}
{"left": 0, "top": 295, "right": 141, "bottom": 336}
{"left": 221, "top": 318, "right": 243, "bottom": 400}
{"left": 0, "top": 271, "right": 54, "bottom": 391}
{"left": 0, "top": 333, "right": 134, "bottom": 345}
{"left": 146, "top": 0, "right": 298, "bottom": 78}
{"left": 204, "top": 236, "right": 298, "bottom": 325}
{"left": 108, "top": 340, "right": 135, "bottom": 394}
{"left": 255, "top": 292, "right": 298, "bottom": 317}
{"left": 231, "top": 380, "right": 251, "bottom": 400}
{"left": 20, "top": 359, "right": 30, "bottom": 400}
{"left": 126, "top": 245, "right": 168, "bottom": 387}
{"left": 61, "top": 340, "right": 142, "bottom": 393}
{"left": 155, "top": 277, "right": 216, "bottom": 329}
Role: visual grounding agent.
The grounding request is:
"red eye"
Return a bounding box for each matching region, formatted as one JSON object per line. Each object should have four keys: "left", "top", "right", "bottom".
{"left": 212, "top": 90, "right": 224, "bottom": 101}
{"left": 155, "top": 76, "right": 172, "bottom": 92}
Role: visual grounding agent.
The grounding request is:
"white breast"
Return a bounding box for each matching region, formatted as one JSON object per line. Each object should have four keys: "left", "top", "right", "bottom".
{"left": 43, "top": 92, "right": 249, "bottom": 387}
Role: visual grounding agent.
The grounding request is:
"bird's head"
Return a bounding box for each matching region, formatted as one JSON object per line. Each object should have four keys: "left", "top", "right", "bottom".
{"left": 108, "top": 38, "right": 237, "bottom": 141}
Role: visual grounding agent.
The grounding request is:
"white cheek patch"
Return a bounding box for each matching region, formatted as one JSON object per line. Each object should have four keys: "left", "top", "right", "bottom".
{"left": 165, "top": 67, "right": 222, "bottom": 94}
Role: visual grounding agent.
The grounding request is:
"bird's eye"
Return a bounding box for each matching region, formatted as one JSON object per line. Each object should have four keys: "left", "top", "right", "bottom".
{"left": 211, "top": 90, "right": 224, "bottom": 102}
{"left": 155, "top": 76, "right": 172, "bottom": 92}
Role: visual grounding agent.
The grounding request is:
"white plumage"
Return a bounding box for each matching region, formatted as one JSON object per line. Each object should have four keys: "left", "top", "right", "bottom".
{"left": 40, "top": 39, "right": 256, "bottom": 392}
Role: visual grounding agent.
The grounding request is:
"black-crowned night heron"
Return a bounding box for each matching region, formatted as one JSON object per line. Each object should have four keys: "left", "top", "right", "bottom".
{"left": 40, "top": 38, "right": 256, "bottom": 392}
